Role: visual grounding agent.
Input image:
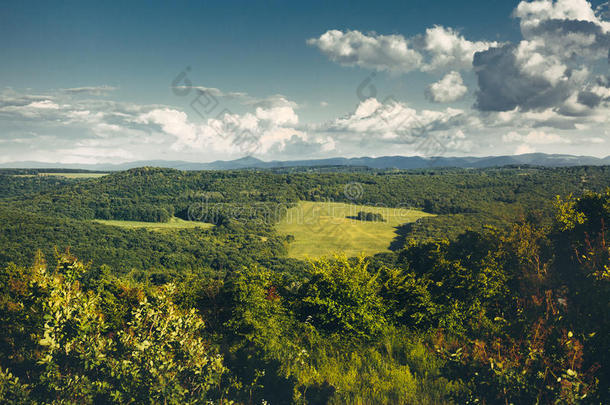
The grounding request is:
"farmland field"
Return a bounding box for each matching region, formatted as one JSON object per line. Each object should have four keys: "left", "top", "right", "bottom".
{"left": 93, "top": 216, "right": 214, "bottom": 231}
{"left": 12, "top": 172, "right": 108, "bottom": 178}
{"left": 42, "top": 172, "right": 109, "bottom": 178}
{"left": 277, "top": 201, "right": 433, "bottom": 258}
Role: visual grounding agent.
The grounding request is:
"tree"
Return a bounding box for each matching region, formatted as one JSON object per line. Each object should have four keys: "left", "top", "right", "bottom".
{"left": 2, "top": 252, "right": 230, "bottom": 404}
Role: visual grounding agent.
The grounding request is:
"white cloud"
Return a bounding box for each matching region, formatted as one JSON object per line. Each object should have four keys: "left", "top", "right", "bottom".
{"left": 503, "top": 131, "right": 524, "bottom": 142}
{"left": 176, "top": 85, "right": 298, "bottom": 109}
{"left": 27, "top": 100, "right": 60, "bottom": 109}
{"left": 516, "top": 143, "right": 536, "bottom": 154}
{"left": 525, "top": 130, "right": 571, "bottom": 144}
{"left": 306, "top": 30, "right": 423, "bottom": 73}
{"left": 187, "top": 86, "right": 250, "bottom": 100}
{"left": 307, "top": 27, "right": 498, "bottom": 74}
{"left": 137, "top": 103, "right": 315, "bottom": 155}
{"left": 0, "top": 88, "right": 335, "bottom": 162}
{"left": 585, "top": 136, "right": 606, "bottom": 143}
{"left": 255, "top": 106, "right": 298, "bottom": 126}
{"left": 137, "top": 108, "right": 198, "bottom": 146}
{"left": 423, "top": 26, "right": 499, "bottom": 71}
{"left": 0, "top": 98, "right": 64, "bottom": 118}
{"left": 502, "top": 129, "right": 571, "bottom": 144}
{"left": 321, "top": 97, "right": 465, "bottom": 145}
{"left": 474, "top": 0, "right": 610, "bottom": 113}
{"left": 426, "top": 71, "right": 468, "bottom": 103}
{"left": 514, "top": 0, "right": 610, "bottom": 32}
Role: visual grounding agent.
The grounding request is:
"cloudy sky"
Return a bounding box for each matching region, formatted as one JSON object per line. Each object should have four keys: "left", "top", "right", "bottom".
{"left": 1, "top": 0, "right": 609, "bottom": 164}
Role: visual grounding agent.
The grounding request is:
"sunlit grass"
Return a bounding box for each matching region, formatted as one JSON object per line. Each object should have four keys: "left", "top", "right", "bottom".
{"left": 12, "top": 173, "right": 108, "bottom": 178}
{"left": 277, "top": 201, "right": 433, "bottom": 259}
{"left": 93, "top": 216, "right": 213, "bottom": 231}
{"left": 43, "top": 172, "right": 108, "bottom": 178}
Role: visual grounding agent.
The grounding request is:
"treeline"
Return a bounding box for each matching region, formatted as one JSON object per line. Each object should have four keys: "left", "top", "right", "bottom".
{"left": 1, "top": 191, "right": 608, "bottom": 403}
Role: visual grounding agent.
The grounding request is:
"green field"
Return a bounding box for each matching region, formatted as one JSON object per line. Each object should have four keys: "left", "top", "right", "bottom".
{"left": 13, "top": 172, "right": 108, "bottom": 178}
{"left": 93, "top": 216, "right": 214, "bottom": 231}
{"left": 43, "top": 172, "right": 108, "bottom": 178}
{"left": 277, "top": 201, "right": 433, "bottom": 259}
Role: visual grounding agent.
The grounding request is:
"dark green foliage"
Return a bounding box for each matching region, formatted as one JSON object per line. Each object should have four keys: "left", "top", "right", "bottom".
{"left": 355, "top": 211, "right": 385, "bottom": 222}
{"left": 294, "top": 257, "right": 388, "bottom": 338}
{"left": 0, "top": 173, "right": 77, "bottom": 199}
{"left": 0, "top": 205, "right": 287, "bottom": 274}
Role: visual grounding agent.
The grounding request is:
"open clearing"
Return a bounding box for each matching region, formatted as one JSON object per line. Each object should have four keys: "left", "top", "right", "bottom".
{"left": 13, "top": 173, "right": 108, "bottom": 178}
{"left": 277, "top": 201, "right": 433, "bottom": 259}
{"left": 93, "top": 216, "right": 213, "bottom": 231}
{"left": 42, "top": 172, "right": 108, "bottom": 178}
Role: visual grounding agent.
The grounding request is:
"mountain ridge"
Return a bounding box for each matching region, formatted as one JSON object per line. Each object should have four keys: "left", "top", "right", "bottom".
{"left": 1, "top": 153, "right": 609, "bottom": 171}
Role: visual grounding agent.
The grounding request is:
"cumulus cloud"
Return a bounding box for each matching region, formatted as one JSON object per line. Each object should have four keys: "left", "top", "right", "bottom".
{"left": 421, "top": 26, "right": 499, "bottom": 71}
{"left": 0, "top": 87, "right": 335, "bottom": 163}
{"left": 319, "top": 97, "right": 465, "bottom": 148}
{"left": 306, "top": 30, "right": 423, "bottom": 73}
{"left": 255, "top": 106, "right": 298, "bottom": 126}
{"left": 135, "top": 101, "right": 338, "bottom": 157}
{"left": 473, "top": 43, "right": 574, "bottom": 111}
{"left": 502, "top": 129, "right": 571, "bottom": 144}
{"left": 516, "top": 143, "right": 536, "bottom": 154}
{"left": 503, "top": 129, "right": 574, "bottom": 155}
{"left": 307, "top": 26, "right": 497, "bottom": 73}
{"left": 26, "top": 100, "right": 60, "bottom": 110}
{"left": 426, "top": 71, "right": 468, "bottom": 103}
{"left": 474, "top": 0, "right": 610, "bottom": 114}
{"left": 577, "top": 75, "right": 610, "bottom": 107}
{"left": 137, "top": 108, "right": 199, "bottom": 147}
{"left": 584, "top": 136, "right": 606, "bottom": 143}
{"left": 514, "top": 0, "right": 610, "bottom": 32}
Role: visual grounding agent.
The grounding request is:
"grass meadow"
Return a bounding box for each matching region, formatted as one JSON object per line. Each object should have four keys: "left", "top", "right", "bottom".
{"left": 93, "top": 216, "right": 214, "bottom": 231}
{"left": 277, "top": 201, "right": 433, "bottom": 259}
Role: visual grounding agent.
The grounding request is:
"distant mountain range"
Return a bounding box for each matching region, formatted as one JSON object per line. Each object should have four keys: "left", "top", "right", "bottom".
{"left": 2, "top": 154, "right": 610, "bottom": 171}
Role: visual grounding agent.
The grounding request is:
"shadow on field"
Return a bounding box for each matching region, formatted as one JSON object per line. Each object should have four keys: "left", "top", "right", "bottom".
{"left": 389, "top": 222, "right": 415, "bottom": 251}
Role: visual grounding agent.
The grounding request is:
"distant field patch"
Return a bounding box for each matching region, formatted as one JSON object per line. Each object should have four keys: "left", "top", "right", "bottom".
{"left": 277, "top": 201, "right": 433, "bottom": 259}
{"left": 93, "top": 216, "right": 213, "bottom": 231}
{"left": 44, "top": 172, "right": 108, "bottom": 178}
{"left": 12, "top": 173, "right": 108, "bottom": 178}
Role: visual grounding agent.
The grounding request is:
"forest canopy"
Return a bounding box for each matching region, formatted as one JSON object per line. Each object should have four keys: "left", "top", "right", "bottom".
{"left": 0, "top": 166, "right": 608, "bottom": 403}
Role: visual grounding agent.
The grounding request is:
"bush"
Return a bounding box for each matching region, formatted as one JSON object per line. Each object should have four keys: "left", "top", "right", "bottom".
{"left": 355, "top": 211, "right": 386, "bottom": 222}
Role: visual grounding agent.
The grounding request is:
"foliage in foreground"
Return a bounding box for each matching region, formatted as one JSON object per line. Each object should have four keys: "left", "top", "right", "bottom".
{"left": 0, "top": 252, "right": 229, "bottom": 404}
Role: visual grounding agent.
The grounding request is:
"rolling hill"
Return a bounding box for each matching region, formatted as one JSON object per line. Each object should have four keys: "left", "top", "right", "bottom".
{"left": 1, "top": 153, "right": 609, "bottom": 171}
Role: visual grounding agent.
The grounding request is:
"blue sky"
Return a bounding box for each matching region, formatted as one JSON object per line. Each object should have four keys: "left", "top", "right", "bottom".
{"left": 1, "top": 0, "right": 609, "bottom": 163}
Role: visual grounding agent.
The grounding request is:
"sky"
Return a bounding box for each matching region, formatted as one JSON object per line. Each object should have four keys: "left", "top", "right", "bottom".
{"left": 0, "top": 0, "right": 609, "bottom": 164}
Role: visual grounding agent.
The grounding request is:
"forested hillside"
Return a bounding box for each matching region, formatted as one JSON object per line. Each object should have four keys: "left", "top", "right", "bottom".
{"left": 0, "top": 167, "right": 609, "bottom": 403}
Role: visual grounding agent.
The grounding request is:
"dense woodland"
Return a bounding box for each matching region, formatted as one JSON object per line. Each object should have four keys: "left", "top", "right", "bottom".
{"left": 0, "top": 166, "right": 609, "bottom": 403}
